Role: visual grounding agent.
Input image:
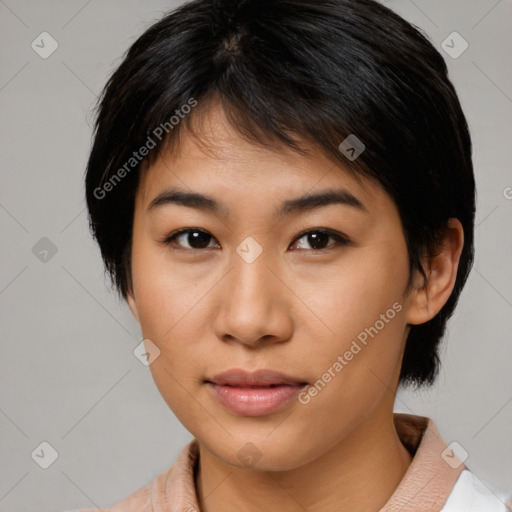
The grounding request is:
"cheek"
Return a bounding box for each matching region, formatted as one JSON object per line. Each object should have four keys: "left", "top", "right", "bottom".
{"left": 130, "top": 242, "right": 211, "bottom": 386}
{"left": 301, "top": 241, "right": 409, "bottom": 337}
{"left": 130, "top": 240, "right": 206, "bottom": 340}
{"left": 296, "top": 302, "right": 407, "bottom": 441}
{"left": 297, "top": 241, "right": 409, "bottom": 397}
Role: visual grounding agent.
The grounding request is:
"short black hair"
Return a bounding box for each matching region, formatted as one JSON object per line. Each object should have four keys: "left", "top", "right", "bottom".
{"left": 85, "top": 0, "right": 476, "bottom": 389}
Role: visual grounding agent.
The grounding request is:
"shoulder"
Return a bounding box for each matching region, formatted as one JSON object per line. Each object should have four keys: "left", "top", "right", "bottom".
{"left": 64, "top": 468, "right": 170, "bottom": 512}
{"left": 441, "top": 469, "right": 512, "bottom": 512}
{"left": 63, "top": 441, "right": 194, "bottom": 512}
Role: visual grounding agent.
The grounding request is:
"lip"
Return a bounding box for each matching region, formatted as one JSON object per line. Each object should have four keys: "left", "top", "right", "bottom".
{"left": 207, "top": 368, "right": 307, "bottom": 387}
{"left": 205, "top": 369, "right": 308, "bottom": 416}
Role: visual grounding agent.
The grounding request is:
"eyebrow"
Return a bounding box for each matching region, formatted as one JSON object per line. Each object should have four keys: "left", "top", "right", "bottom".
{"left": 147, "top": 187, "right": 368, "bottom": 218}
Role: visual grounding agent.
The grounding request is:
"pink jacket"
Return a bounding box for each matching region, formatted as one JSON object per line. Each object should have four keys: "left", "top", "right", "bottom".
{"left": 69, "top": 413, "right": 511, "bottom": 511}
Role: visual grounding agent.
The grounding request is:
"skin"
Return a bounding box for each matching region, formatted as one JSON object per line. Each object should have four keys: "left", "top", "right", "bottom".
{"left": 126, "top": 102, "right": 464, "bottom": 512}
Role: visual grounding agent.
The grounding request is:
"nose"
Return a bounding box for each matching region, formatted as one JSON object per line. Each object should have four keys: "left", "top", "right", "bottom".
{"left": 212, "top": 244, "right": 294, "bottom": 349}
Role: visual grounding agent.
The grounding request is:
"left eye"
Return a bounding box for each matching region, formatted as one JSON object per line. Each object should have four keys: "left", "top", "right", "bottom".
{"left": 290, "top": 229, "right": 349, "bottom": 251}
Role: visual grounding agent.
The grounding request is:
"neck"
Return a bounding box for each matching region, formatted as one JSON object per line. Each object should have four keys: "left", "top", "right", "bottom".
{"left": 195, "top": 411, "right": 413, "bottom": 512}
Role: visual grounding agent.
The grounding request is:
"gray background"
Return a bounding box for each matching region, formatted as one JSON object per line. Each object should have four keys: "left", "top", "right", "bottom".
{"left": 0, "top": 0, "right": 511, "bottom": 510}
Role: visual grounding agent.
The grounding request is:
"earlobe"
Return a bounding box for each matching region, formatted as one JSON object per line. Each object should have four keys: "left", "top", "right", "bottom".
{"left": 405, "top": 218, "right": 464, "bottom": 326}
{"left": 126, "top": 290, "right": 140, "bottom": 322}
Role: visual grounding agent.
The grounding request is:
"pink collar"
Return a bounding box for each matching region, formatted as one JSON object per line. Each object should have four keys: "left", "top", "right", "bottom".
{"left": 150, "top": 413, "right": 465, "bottom": 511}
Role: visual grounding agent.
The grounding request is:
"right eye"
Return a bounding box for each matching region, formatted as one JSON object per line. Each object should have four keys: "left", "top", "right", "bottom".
{"left": 160, "top": 228, "right": 220, "bottom": 250}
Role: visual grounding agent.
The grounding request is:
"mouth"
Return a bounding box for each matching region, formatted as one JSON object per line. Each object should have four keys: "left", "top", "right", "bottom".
{"left": 205, "top": 368, "right": 309, "bottom": 387}
{"left": 204, "top": 369, "right": 309, "bottom": 416}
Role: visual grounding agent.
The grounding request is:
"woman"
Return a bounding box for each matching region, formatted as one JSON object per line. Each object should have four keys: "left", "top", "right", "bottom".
{"left": 74, "top": 0, "right": 511, "bottom": 510}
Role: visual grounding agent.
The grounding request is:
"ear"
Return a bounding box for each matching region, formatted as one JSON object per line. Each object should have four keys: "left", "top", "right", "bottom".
{"left": 405, "top": 218, "right": 464, "bottom": 326}
{"left": 126, "top": 289, "right": 140, "bottom": 322}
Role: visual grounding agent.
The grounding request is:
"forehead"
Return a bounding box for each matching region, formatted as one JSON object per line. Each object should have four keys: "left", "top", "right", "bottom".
{"left": 136, "top": 103, "right": 388, "bottom": 215}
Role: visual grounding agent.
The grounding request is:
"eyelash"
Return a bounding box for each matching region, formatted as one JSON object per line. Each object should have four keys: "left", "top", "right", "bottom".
{"left": 159, "top": 227, "right": 351, "bottom": 252}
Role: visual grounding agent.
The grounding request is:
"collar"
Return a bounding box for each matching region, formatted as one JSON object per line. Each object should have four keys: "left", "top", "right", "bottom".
{"left": 152, "top": 413, "right": 466, "bottom": 511}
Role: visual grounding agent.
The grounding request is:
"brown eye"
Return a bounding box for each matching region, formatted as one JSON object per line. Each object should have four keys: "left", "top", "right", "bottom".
{"left": 291, "top": 229, "right": 350, "bottom": 251}
{"left": 163, "top": 229, "right": 218, "bottom": 250}
{"left": 161, "top": 227, "right": 350, "bottom": 252}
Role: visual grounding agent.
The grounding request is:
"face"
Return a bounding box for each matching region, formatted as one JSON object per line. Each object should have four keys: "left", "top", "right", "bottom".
{"left": 127, "top": 103, "right": 417, "bottom": 471}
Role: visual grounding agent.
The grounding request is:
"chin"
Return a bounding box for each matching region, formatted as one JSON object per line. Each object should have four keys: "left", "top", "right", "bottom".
{"left": 198, "top": 432, "right": 322, "bottom": 473}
